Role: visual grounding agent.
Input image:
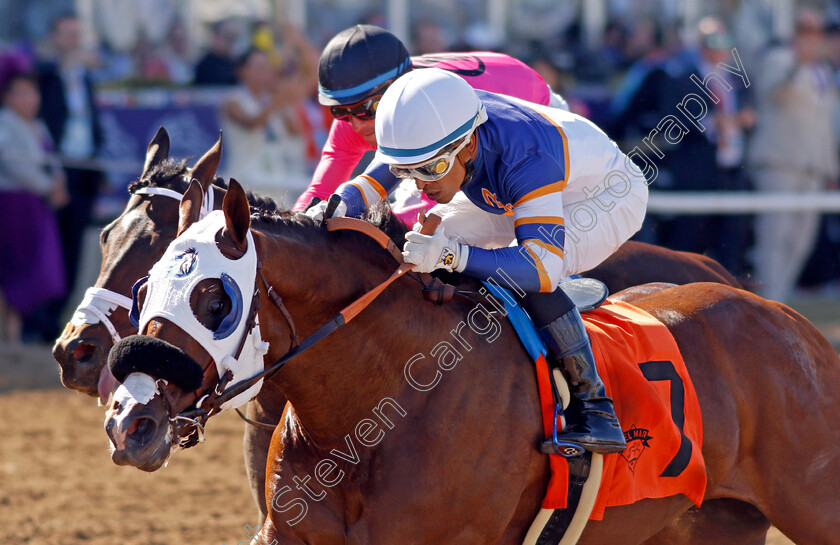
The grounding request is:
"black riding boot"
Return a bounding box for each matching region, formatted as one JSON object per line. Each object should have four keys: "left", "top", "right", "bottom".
{"left": 524, "top": 290, "right": 626, "bottom": 455}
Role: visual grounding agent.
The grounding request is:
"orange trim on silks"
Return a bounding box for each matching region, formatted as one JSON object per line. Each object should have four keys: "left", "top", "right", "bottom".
{"left": 534, "top": 108, "right": 570, "bottom": 182}
{"left": 359, "top": 175, "right": 388, "bottom": 201}
{"left": 513, "top": 106, "right": 571, "bottom": 208}
{"left": 514, "top": 216, "right": 565, "bottom": 228}
{"left": 348, "top": 182, "right": 369, "bottom": 208}
{"left": 524, "top": 238, "right": 565, "bottom": 260}
{"left": 522, "top": 242, "right": 552, "bottom": 292}
{"left": 514, "top": 181, "right": 567, "bottom": 207}
{"left": 537, "top": 300, "right": 706, "bottom": 519}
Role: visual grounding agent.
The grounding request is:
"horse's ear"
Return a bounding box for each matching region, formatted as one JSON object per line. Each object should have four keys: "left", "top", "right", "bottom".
{"left": 190, "top": 132, "right": 222, "bottom": 193}
{"left": 223, "top": 178, "right": 250, "bottom": 250}
{"left": 141, "top": 127, "right": 170, "bottom": 179}
{"left": 177, "top": 179, "right": 204, "bottom": 237}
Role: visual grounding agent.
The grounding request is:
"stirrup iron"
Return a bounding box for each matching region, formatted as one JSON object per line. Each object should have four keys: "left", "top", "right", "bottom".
{"left": 540, "top": 403, "right": 586, "bottom": 458}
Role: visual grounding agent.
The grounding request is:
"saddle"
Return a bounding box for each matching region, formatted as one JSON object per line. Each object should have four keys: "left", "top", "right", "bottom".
{"left": 483, "top": 279, "right": 706, "bottom": 545}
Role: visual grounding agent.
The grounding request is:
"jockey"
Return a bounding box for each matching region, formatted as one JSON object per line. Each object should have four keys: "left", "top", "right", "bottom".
{"left": 376, "top": 69, "right": 648, "bottom": 454}
{"left": 295, "top": 24, "right": 567, "bottom": 222}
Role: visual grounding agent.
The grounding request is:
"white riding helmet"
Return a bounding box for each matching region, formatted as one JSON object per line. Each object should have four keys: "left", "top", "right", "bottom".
{"left": 375, "top": 67, "right": 487, "bottom": 165}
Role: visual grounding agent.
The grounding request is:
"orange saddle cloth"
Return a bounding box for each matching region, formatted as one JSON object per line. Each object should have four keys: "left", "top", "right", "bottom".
{"left": 536, "top": 299, "right": 707, "bottom": 520}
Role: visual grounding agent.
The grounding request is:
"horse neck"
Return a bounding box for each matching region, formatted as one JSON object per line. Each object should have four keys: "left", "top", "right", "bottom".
{"left": 252, "top": 227, "right": 460, "bottom": 447}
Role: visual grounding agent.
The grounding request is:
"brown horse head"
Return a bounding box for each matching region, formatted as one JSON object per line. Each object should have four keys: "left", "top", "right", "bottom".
{"left": 53, "top": 128, "right": 223, "bottom": 400}
{"left": 105, "top": 179, "right": 257, "bottom": 469}
{"left": 103, "top": 180, "right": 417, "bottom": 470}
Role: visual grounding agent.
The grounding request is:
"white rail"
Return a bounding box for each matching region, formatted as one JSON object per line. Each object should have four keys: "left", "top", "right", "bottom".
{"left": 646, "top": 191, "right": 840, "bottom": 214}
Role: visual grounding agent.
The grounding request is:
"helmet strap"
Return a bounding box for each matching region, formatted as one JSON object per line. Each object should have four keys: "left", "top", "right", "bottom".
{"left": 461, "top": 157, "right": 476, "bottom": 188}
{"left": 459, "top": 134, "right": 479, "bottom": 188}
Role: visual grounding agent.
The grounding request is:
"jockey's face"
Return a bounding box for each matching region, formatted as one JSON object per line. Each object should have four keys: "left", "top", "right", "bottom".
{"left": 413, "top": 138, "right": 478, "bottom": 204}
{"left": 333, "top": 94, "right": 382, "bottom": 147}
{"left": 347, "top": 115, "right": 377, "bottom": 146}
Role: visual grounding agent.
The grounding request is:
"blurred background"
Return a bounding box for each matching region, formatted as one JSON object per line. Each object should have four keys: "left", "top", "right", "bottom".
{"left": 0, "top": 0, "right": 839, "bottom": 346}
{"left": 0, "top": 3, "right": 838, "bottom": 544}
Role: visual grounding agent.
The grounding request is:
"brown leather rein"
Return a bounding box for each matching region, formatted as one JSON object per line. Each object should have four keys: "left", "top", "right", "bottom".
{"left": 176, "top": 214, "right": 454, "bottom": 436}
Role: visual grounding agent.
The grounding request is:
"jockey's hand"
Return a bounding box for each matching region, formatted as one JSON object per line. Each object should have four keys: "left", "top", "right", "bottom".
{"left": 304, "top": 195, "right": 347, "bottom": 223}
{"left": 404, "top": 228, "right": 468, "bottom": 273}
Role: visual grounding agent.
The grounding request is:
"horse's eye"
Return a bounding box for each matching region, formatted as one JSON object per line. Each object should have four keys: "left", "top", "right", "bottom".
{"left": 208, "top": 299, "right": 223, "bottom": 314}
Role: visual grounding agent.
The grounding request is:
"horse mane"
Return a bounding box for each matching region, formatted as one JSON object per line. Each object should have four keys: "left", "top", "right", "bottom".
{"left": 250, "top": 200, "right": 410, "bottom": 267}
{"left": 127, "top": 159, "right": 205, "bottom": 193}
{"left": 126, "top": 158, "right": 281, "bottom": 218}
{"left": 128, "top": 160, "right": 410, "bottom": 267}
{"left": 246, "top": 198, "right": 482, "bottom": 295}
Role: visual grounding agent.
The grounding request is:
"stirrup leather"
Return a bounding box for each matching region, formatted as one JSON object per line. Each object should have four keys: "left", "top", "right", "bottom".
{"left": 541, "top": 403, "right": 586, "bottom": 458}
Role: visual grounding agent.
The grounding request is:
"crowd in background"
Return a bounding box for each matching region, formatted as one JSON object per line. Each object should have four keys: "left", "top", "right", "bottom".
{"left": 2, "top": 2, "right": 840, "bottom": 345}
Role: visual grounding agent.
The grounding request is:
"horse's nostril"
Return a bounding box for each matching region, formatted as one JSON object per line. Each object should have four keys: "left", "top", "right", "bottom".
{"left": 126, "top": 417, "right": 159, "bottom": 448}
{"left": 72, "top": 342, "right": 98, "bottom": 364}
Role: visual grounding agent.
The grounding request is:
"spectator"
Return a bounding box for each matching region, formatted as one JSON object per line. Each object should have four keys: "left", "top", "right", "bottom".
{"left": 0, "top": 65, "right": 67, "bottom": 344}
{"left": 696, "top": 17, "right": 756, "bottom": 277}
{"left": 747, "top": 9, "right": 838, "bottom": 301}
{"left": 799, "top": 20, "right": 840, "bottom": 290}
{"left": 136, "top": 19, "right": 193, "bottom": 86}
{"left": 600, "top": 20, "right": 631, "bottom": 72}
{"left": 36, "top": 12, "right": 103, "bottom": 339}
{"left": 159, "top": 20, "right": 194, "bottom": 85}
{"left": 412, "top": 19, "right": 449, "bottom": 56}
{"left": 272, "top": 24, "right": 323, "bottom": 173}
{"left": 220, "top": 47, "right": 305, "bottom": 204}
{"left": 194, "top": 18, "right": 239, "bottom": 86}
{"left": 608, "top": 20, "right": 719, "bottom": 253}
{"left": 529, "top": 50, "right": 588, "bottom": 117}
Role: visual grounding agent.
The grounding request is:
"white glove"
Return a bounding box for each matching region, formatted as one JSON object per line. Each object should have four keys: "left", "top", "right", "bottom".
{"left": 305, "top": 198, "right": 347, "bottom": 223}
{"left": 403, "top": 229, "right": 468, "bottom": 273}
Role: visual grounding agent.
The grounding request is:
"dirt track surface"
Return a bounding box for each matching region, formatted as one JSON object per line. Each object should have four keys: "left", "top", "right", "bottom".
{"left": 2, "top": 317, "right": 820, "bottom": 545}
{"left": 0, "top": 344, "right": 256, "bottom": 545}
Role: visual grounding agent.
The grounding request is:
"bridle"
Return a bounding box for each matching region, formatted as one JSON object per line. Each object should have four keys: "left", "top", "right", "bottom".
{"left": 70, "top": 181, "right": 215, "bottom": 345}
{"left": 164, "top": 214, "right": 476, "bottom": 448}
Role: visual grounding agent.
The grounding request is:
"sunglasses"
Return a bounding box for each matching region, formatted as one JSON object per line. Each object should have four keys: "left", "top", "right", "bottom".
{"left": 330, "top": 95, "right": 382, "bottom": 121}
{"left": 389, "top": 137, "right": 471, "bottom": 182}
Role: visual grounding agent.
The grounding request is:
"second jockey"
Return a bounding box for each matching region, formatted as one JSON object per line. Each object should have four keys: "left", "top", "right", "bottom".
{"left": 294, "top": 24, "right": 567, "bottom": 222}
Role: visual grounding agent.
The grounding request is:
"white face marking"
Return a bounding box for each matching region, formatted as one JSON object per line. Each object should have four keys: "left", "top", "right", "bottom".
{"left": 114, "top": 372, "right": 162, "bottom": 406}
{"left": 106, "top": 373, "right": 164, "bottom": 451}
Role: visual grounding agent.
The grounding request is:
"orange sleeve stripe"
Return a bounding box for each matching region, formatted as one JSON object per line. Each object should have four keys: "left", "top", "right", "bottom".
{"left": 514, "top": 181, "right": 567, "bottom": 207}
{"left": 514, "top": 216, "right": 565, "bottom": 228}
{"left": 524, "top": 238, "right": 565, "bottom": 259}
{"left": 348, "top": 182, "right": 369, "bottom": 208}
{"left": 359, "top": 175, "right": 387, "bottom": 200}
{"left": 523, "top": 243, "right": 553, "bottom": 292}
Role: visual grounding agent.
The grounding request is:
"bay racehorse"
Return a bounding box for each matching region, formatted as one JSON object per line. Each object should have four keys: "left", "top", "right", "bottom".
{"left": 58, "top": 128, "right": 743, "bottom": 522}
{"left": 106, "top": 180, "right": 839, "bottom": 544}
{"left": 54, "top": 127, "right": 226, "bottom": 400}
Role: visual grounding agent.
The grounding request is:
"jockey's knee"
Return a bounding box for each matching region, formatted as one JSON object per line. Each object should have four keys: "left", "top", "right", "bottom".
{"left": 521, "top": 287, "right": 575, "bottom": 327}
